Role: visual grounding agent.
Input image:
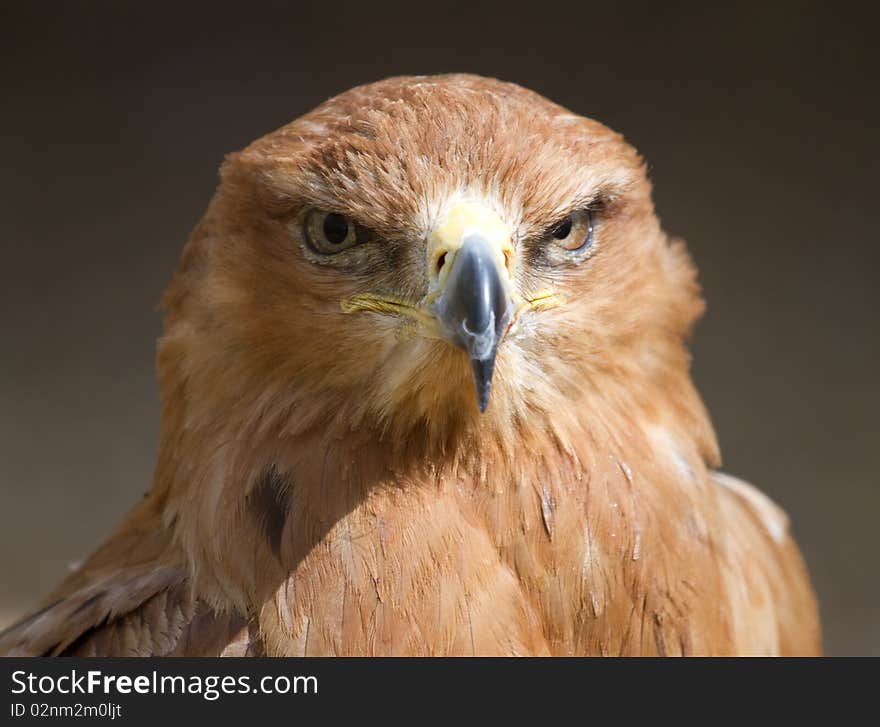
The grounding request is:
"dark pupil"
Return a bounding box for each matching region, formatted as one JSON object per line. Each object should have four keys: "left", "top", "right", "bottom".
{"left": 322, "top": 213, "right": 349, "bottom": 244}
{"left": 551, "top": 216, "right": 572, "bottom": 239}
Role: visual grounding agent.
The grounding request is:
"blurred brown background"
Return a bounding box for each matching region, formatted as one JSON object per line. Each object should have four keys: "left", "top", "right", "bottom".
{"left": 1, "top": 2, "right": 877, "bottom": 654}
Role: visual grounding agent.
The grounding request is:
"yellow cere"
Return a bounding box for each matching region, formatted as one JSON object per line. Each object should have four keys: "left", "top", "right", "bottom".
{"left": 426, "top": 199, "right": 514, "bottom": 284}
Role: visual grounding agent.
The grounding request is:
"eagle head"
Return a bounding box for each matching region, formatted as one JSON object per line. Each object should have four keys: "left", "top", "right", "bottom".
{"left": 159, "top": 74, "right": 703, "bottom": 451}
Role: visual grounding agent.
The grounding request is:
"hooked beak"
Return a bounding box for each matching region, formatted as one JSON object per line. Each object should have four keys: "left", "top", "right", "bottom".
{"left": 427, "top": 201, "right": 516, "bottom": 412}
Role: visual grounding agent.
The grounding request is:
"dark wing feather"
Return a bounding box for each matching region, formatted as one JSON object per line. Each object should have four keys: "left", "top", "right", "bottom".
{"left": 0, "top": 499, "right": 257, "bottom": 657}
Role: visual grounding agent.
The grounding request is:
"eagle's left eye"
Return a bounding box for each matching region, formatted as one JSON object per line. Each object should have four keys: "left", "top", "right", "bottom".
{"left": 304, "top": 210, "right": 361, "bottom": 254}
{"left": 548, "top": 209, "right": 593, "bottom": 252}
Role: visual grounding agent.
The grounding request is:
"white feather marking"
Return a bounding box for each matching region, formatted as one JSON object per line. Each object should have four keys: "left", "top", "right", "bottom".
{"left": 649, "top": 426, "right": 697, "bottom": 483}
{"left": 711, "top": 471, "right": 789, "bottom": 543}
{"left": 298, "top": 120, "right": 328, "bottom": 135}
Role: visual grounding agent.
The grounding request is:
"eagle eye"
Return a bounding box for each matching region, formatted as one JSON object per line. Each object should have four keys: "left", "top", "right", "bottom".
{"left": 548, "top": 209, "right": 593, "bottom": 253}
{"left": 304, "top": 210, "right": 361, "bottom": 254}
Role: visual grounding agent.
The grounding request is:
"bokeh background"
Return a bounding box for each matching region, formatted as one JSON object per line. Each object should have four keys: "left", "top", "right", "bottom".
{"left": 1, "top": 2, "right": 876, "bottom": 654}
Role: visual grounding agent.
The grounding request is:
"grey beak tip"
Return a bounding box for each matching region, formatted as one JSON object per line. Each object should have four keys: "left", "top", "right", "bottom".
{"left": 477, "top": 387, "right": 491, "bottom": 413}
{"left": 471, "top": 356, "right": 496, "bottom": 413}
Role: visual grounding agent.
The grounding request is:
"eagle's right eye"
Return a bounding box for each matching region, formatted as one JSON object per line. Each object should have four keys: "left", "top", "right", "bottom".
{"left": 304, "top": 210, "right": 361, "bottom": 254}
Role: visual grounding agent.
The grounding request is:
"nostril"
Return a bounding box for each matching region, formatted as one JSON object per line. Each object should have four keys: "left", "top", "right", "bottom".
{"left": 436, "top": 251, "right": 447, "bottom": 274}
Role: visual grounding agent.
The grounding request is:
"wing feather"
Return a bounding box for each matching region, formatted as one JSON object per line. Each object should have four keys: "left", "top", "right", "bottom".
{"left": 712, "top": 471, "right": 821, "bottom": 655}
{"left": 0, "top": 500, "right": 254, "bottom": 657}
